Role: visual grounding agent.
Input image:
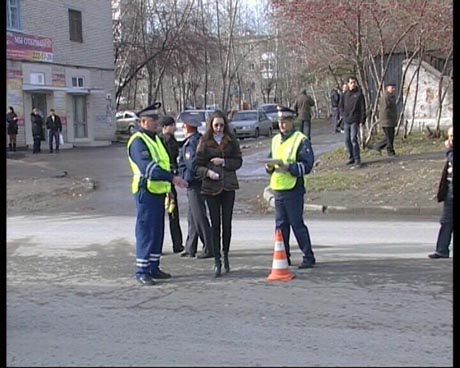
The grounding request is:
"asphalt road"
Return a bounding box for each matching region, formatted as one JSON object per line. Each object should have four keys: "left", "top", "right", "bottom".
{"left": 6, "top": 215, "right": 452, "bottom": 367}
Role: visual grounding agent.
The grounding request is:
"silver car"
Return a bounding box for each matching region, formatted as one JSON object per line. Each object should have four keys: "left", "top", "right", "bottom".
{"left": 174, "top": 109, "right": 215, "bottom": 142}
{"left": 259, "top": 104, "right": 296, "bottom": 129}
{"left": 115, "top": 110, "right": 139, "bottom": 135}
{"left": 229, "top": 110, "right": 273, "bottom": 139}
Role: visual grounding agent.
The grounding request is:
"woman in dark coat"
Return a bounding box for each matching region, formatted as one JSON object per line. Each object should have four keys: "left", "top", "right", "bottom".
{"left": 428, "top": 126, "right": 453, "bottom": 259}
{"left": 31, "top": 108, "right": 44, "bottom": 153}
{"left": 196, "top": 110, "right": 243, "bottom": 277}
{"left": 6, "top": 106, "right": 18, "bottom": 151}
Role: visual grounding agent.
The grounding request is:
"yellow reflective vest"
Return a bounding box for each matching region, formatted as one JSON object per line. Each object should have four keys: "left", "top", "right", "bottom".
{"left": 270, "top": 131, "right": 307, "bottom": 191}
{"left": 127, "top": 131, "right": 171, "bottom": 194}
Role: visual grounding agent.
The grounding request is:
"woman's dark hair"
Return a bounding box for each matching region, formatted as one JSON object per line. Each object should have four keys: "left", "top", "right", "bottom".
{"left": 8, "top": 106, "right": 15, "bottom": 113}
{"left": 202, "top": 110, "right": 232, "bottom": 141}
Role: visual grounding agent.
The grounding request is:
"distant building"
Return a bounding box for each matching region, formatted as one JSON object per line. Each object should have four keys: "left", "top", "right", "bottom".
{"left": 6, "top": 0, "right": 116, "bottom": 149}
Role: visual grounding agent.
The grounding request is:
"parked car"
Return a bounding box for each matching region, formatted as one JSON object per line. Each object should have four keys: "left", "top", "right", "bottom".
{"left": 115, "top": 110, "right": 140, "bottom": 135}
{"left": 259, "top": 103, "right": 296, "bottom": 129}
{"left": 174, "top": 109, "right": 215, "bottom": 142}
{"left": 229, "top": 110, "right": 273, "bottom": 139}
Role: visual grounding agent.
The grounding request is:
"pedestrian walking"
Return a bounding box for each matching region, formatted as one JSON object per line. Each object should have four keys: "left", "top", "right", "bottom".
{"left": 45, "top": 109, "right": 62, "bottom": 153}
{"left": 373, "top": 83, "right": 397, "bottom": 156}
{"left": 428, "top": 126, "right": 453, "bottom": 259}
{"left": 339, "top": 76, "right": 366, "bottom": 167}
{"left": 265, "top": 115, "right": 316, "bottom": 269}
{"left": 7, "top": 106, "right": 18, "bottom": 151}
{"left": 127, "top": 103, "right": 188, "bottom": 285}
{"left": 31, "top": 108, "right": 44, "bottom": 154}
{"left": 178, "top": 116, "right": 214, "bottom": 260}
{"left": 330, "top": 86, "right": 341, "bottom": 133}
{"left": 196, "top": 110, "right": 243, "bottom": 277}
{"left": 158, "top": 115, "right": 185, "bottom": 254}
{"left": 292, "top": 88, "right": 315, "bottom": 141}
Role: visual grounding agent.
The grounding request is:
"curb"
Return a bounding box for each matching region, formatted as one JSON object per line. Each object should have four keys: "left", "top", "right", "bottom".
{"left": 263, "top": 186, "right": 440, "bottom": 217}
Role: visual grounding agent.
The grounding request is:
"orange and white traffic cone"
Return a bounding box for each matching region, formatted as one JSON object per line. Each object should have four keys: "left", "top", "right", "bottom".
{"left": 267, "top": 229, "right": 295, "bottom": 282}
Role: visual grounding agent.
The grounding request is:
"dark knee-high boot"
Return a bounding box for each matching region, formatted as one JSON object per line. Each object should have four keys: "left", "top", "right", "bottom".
{"left": 213, "top": 258, "right": 222, "bottom": 278}
{"left": 9, "top": 143, "right": 12, "bottom": 151}
{"left": 223, "top": 253, "right": 230, "bottom": 273}
{"left": 13, "top": 143, "right": 16, "bottom": 151}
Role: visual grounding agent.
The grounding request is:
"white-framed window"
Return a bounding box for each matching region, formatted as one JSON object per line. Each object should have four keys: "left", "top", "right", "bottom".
{"left": 30, "top": 73, "right": 45, "bottom": 85}
{"left": 7, "top": 0, "right": 21, "bottom": 30}
{"left": 72, "top": 77, "right": 84, "bottom": 87}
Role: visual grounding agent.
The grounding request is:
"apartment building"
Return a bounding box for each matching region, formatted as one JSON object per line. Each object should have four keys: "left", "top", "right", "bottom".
{"left": 6, "top": 0, "right": 116, "bottom": 149}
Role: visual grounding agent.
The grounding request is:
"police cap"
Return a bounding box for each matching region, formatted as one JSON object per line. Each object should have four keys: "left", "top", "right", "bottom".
{"left": 159, "top": 115, "right": 176, "bottom": 127}
{"left": 182, "top": 115, "right": 202, "bottom": 128}
{"left": 137, "top": 102, "right": 162, "bottom": 119}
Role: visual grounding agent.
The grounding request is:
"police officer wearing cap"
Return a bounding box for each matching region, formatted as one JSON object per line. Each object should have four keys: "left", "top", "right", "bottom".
{"left": 178, "top": 116, "right": 214, "bottom": 259}
{"left": 265, "top": 115, "right": 316, "bottom": 269}
{"left": 158, "top": 115, "right": 184, "bottom": 254}
{"left": 127, "top": 103, "right": 188, "bottom": 285}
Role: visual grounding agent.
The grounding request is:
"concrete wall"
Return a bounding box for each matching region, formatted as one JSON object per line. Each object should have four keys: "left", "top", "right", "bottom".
{"left": 402, "top": 59, "right": 453, "bottom": 131}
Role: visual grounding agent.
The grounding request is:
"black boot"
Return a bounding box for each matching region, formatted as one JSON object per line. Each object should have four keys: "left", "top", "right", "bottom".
{"left": 223, "top": 254, "right": 230, "bottom": 273}
{"left": 9, "top": 143, "right": 12, "bottom": 151}
{"left": 13, "top": 143, "right": 16, "bottom": 151}
{"left": 213, "top": 260, "right": 222, "bottom": 278}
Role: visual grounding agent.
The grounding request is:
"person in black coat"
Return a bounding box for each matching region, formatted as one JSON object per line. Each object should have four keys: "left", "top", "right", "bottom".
{"left": 7, "top": 106, "right": 18, "bottom": 151}
{"left": 46, "top": 109, "right": 62, "bottom": 153}
{"left": 428, "top": 126, "right": 453, "bottom": 259}
{"left": 31, "top": 108, "right": 44, "bottom": 153}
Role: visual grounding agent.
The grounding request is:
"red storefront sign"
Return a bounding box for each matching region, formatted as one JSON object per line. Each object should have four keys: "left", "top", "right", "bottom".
{"left": 7, "top": 31, "right": 53, "bottom": 62}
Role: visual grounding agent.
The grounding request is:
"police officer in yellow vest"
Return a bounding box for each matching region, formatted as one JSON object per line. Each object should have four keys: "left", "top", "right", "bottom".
{"left": 127, "top": 103, "right": 188, "bottom": 285}
{"left": 265, "top": 115, "right": 316, "bottom": 269}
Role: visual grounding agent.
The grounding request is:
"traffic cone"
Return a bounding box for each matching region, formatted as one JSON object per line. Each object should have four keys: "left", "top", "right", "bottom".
{"left": 267, "top": 229, "right": 295, "bottom": 282}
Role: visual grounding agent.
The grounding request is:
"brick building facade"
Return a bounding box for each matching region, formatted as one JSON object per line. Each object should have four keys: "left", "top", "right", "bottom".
{"left": 6, "top": 0, "right": 116, "bottom": 149}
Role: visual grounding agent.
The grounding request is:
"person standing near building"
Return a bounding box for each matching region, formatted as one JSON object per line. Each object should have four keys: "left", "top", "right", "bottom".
{"left": 158, "top": 115, "right": 184, "bottom": 254}
{"left": 340, "top": 76, "right": 366, "bottom": 167}
{"left": 178, "top": 116, "right": 214, "bottom": 260}
{"left": 265, "top": 115, "right": 316, "bottom": 269}
{"left": 196, "top": 110, "right": 243, "bottom": 277}
{"left": 428, "top": 126, "right": 453, "bottom": 259}
{"left": 7, "top": 106, "right": 18, "bottom": 152}
{"left": 31, "top": 108, "right": 44, "bottom": 154}
{"left": 293, "top": 88, "right": 315, "bottom": 141}
{"left": 330, "top": 86, "right": 341, "bottom": 133}
{"left": 373, "top": 83, "right": 397, "bottom": 156}
{"left": 127, "top": 104, "right": 188, "bottom": 286}
{"left": 46, "top": 109, "right": 62, "bottom": 153}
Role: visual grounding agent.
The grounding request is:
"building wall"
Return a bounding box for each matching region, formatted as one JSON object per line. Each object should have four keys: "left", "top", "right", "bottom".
{"left": 402, "top": 59, "right": 453, "bottom": 130}
{"left": 6, "top": 0, "right": 115, "bottom": 149}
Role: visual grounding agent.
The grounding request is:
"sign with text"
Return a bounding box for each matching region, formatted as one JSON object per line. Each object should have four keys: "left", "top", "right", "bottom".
{"left": 7, "top": 31, "right": 53, "bottom": 62}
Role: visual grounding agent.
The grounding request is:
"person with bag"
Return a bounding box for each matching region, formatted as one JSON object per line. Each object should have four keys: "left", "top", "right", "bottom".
{"left": 31, "top": 108, "right": 44, "bottom": 154}
{"left": 46, "top": 109, "right": 62, "bottom": 153}
{"left": 428, "top": 126, "right": 453, "bottom": 259}
{"left": 196, "top": 110, "right": 243, "bottom": 277}
{"left": 158, "top": 115, "right": 184, "bottom": 254}
{"left": 7, "top": 106, "right": 19, "bottom": 151}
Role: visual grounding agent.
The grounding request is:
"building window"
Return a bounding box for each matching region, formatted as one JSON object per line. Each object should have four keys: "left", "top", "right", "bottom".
{"left": 69, "top": 9, "right": 83, "bottom": 42}
{"left": 7, "top": 0, "right": 21, "bottom": 30}
{"left": 30, "top": 73, "right": 45, "bottom": 85}
{"left": 72, "top": 77, "right": 84, "bottom": 87}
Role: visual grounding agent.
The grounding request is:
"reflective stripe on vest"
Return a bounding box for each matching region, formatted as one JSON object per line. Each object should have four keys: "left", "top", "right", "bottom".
{"left": 270, "top": 131, "right": 306, "bottom": 191}
{"left": 127, "top": 132, "right": 171, "bottom": 194}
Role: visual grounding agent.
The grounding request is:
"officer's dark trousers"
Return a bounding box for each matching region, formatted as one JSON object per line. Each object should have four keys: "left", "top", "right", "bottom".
{"left": 134, "top": 189, "right": 165, "bottom": 276}
{"left": 344, "top": 122, "right": 360, "bottom": 161}
{"left": 184, "top": 186, "right": 213, "bottom": 256}
{"left": 167, "top": 184, "right": 183, "bottom": 252}
{"left": 274, "top": 190, "right": 315, "bottom": 264}
{"left": 436, "top": 183, "right": 453, "bottom": 257}
{"left": 300, "top": 119, "right": 312, "bottom": 141}
{"left": 204, "top": 190, "right": 236, "bottom": 261}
